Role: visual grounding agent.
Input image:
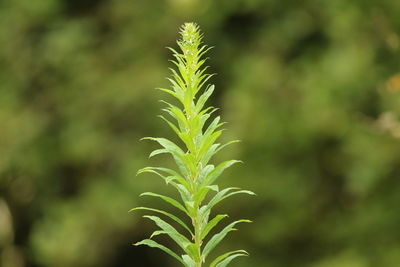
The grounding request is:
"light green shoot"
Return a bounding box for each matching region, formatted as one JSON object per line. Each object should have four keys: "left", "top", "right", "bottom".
{"left": 131, "top": 22, "right": 255, "bottom": 267}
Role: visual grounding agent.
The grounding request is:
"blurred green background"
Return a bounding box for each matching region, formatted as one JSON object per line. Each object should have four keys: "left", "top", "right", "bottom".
{"left": 1, "top": 0, "right": 400, "bottom": 266}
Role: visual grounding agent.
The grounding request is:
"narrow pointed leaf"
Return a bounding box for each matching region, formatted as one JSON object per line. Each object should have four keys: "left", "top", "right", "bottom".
{"left": 204, "top": 188, "right": 256, "bottom": 214}
{"left": 182, "top": 255, "right": 196, "bottom": 267}
{"left": 201, "top": 214, "right": 228, "bottom": 239}
{"left": 140, "top": 192, "right": 188, "bottom": 215}
{"left": 214, "top": 252, "right": 248, "bottom": 267}
{"left": 134, "top": 239, "right": 184, "bottom": 265}
{"left": 142, "top": 137, "right": 185, "bottom": 158}
{"left": 130, "top": 207, "right": 193, "bottom": 235}
{"left": 137, "top": 167, "right": 190, "bottom": 188}
{"left": 202, "top": 220, "right": 251, "bottom": 257}
{"left": 143, "top": 215, "right": 191, "bottom": 251}
{"left": 201, "top": 160, "right": 242, "bottom": 186}
{"left": 157, "top": 87, "right": 183, "bottom": 103}
{"left": 210, "top": 250, "right": 248, "bottom": 267}
{"left": 149, "top": 148, "right": 168, "bottom": 158}
{"left": 195, "top": 84, "right": 215, "bottom": 113}
{"left": 150, "top": 230, "right": 167, "bottom": 238}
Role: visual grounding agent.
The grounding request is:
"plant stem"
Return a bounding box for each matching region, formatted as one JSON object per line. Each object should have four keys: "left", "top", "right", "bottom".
{"left": 188, "top": 79, "right": 203, "bottom": 267}
{"left": 193, "top": 211, "right": 202, "bottom": 267}
{"left": 180, "top": 23, "right": 204, "bottom": 267}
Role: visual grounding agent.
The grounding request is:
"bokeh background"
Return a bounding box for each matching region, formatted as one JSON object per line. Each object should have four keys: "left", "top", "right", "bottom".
{"left": 1, "top": 0, "right": 400, "bottom": 266}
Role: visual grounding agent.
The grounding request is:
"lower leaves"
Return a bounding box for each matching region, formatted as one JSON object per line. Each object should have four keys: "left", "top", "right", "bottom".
{"left": 132, "top": 190, "right": 253, "bottom": 266}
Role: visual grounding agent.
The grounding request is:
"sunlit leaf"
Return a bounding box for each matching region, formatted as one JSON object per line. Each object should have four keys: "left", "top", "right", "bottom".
{"left": 143, "top": 215, "right": 192, "bottom": 251}
{"left": 201, "top": 214, "right": 228, "bottom": 240}
{"left": 134, "top": 239, "right": 184, "bottom": 265}
{"left": 130, "top": 207, "right": 193, "bottom": 236}
{"left": 202, "top": 220, "right": 251, "bottom": 257}
{"left": 140, "top": 192, "right": 188, "bottom": 215}
{"left": 212, "top": 250, "right": 248, "bottom": 267}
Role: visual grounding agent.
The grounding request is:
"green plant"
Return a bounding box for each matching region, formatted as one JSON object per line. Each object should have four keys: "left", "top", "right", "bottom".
{"left": 132, "top": 22, "right": 254, "bottom": 267}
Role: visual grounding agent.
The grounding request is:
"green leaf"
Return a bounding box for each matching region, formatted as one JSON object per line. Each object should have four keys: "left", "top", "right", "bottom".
{"left": 203, "top": 116, "right": 222, "bottom": 136}
{"left": 197, "top": 130, "right": 223, "bottom": 160}
{"left": 156, "top": 87, "right": 183, "bottom": 103}
{"left": 185, "top": 243, "right": 201, "bottom": 263}
{"left": 129, "top": 207, "right": 193, "bottom": 236}
{"left": 158, "top": 114, "right": 181, "bottom": 136}
{"left": 170, "top": 67, "right": 187, "bottom": 86}
{"left": 166, "top": 46, "right": 182, "bottom": 58}
{"left": 198, "top": 73, "right": 216, "bottom": 91}
{"left": 169, "top": 57, "right": 187, "bottom": 81}
{"left": 201, "top": 160, "right": 242, "bottom": 186}
{"left": 206, "top": 185, "right": 219, "bottom": 192}
{"left": 137, "top": 166, "right": 190, "bottom": 188}
{"left": 140, "top": 192, "right": 188, "bottom": 215}
{"left": 137, "top": 166, "right": 181, "bottom": 177}
{"left": 174, "top": 156, "right": 191, "bottom": 178}
{"left": 194, "top": 59, "right": 208, "bottom": 76}
{"left": 201, "top": 214, "right": 228, "bottom": 240}
{"left": 203, "top": 188, "right": 256, "bottom": 214}
{"left": 202, "top": 220, "right": 251, "bottom": 257}
{"left": 134, "top": 239, "right": 184, "bottom": 265}
{"left": 193, "top": 186, "right": 211, "bottom": 206}
{"left": 201, "top": 140, "right": 240, "bottom": 166}
{"left": 193, "top": 66, "right": 210, "bottom": 94}
{"left": 150, "top": 230, "right": 167, "bottom": 238}
{"left": 197, "top": 116, "right": 225, "bottom": 155}
{"left": 215, "top": 140, "right": 241, "bottom": 154}
{"left": 184, "top": 201, "right": 196, "bottom": 217}
{"left": 143, "top": 215, "right": 191, "bottom": 251}
{"left": 198, "top": 45, "right": 214, "bottom": 59}
{"left": 142, "top": 137, "right": 185, "bottom": 159}
{"left": 159, "top": 115, "right": 195, "bottom": 152}
{"left": 197, "top": 164, "right": 215, "bottom": 184}
{"left": 211, "top": 250, "right": 248, "bottom": 267}
{"left": 197, "top": 107, "right": 219, "bottom": 134}
{"left": 201, "top": 144, "right": 220, "bottom": 165}
{"left": 172, "top": 182, "right": 192, "bottom": 203}
{"left": 149, "top": 148, "right": 169, "bottom": 158}
{"left": 182, "top": 254, "right": 196, "bottom": 267}
{"left": 167, "top": 76, "right": 185, "bottom": 95}
{"left": 180, "top": 153, "right": 198, "bottom": 179}
{"left": 161, "top": 101, "right": 188, "bottom": 131}
{"left": 195, "top": 84, "right": 214, "bottom": 113}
